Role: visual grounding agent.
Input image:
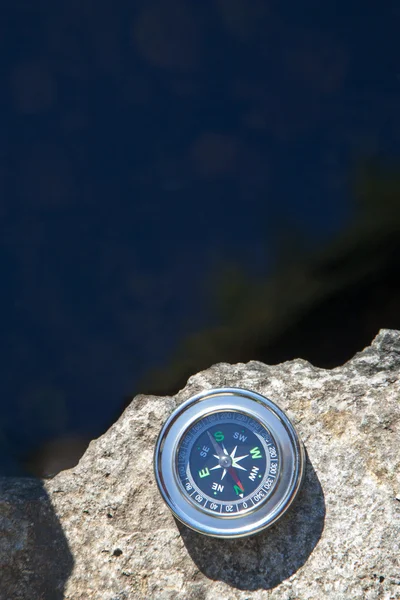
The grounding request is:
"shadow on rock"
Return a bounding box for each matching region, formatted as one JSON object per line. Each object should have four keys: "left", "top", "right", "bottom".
{"left": 178, "top": 454, "right": 324, "bottom": 591}
{"left": 0, "top": 477, "right": 73, "bottom": 600}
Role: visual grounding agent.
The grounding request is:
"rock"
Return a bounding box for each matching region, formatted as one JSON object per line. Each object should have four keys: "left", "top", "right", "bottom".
{"left": 1, "top": 329, "right": 400, "bottom": 599}
{"left": 0, "top": 478, "right": 73, "bottom": 599}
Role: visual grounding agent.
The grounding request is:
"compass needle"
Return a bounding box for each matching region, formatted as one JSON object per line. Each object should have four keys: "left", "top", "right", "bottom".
{"left": 155, "top": 388, "right": 305, "bottom": 538}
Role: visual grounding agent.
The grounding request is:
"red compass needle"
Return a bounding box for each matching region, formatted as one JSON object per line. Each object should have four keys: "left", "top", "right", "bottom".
{"left": 228, "top": 466, "right": 244, "bottom": 491}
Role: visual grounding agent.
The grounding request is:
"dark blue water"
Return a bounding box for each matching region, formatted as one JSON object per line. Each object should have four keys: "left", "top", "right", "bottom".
{"left": 1, "top": 0, "right": 399, "bottom": 475}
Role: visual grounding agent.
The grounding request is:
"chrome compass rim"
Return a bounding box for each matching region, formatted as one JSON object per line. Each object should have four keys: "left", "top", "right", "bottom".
{"left": 154, "top": 387, "right": 305, "bottom": 539}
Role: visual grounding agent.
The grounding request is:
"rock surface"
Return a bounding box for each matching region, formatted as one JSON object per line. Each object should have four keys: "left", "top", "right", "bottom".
{"left": 1, "top": 329, "right": 400, "bottom": 599}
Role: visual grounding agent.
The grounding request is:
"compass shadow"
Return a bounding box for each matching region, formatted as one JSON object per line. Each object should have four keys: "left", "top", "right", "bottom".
{"left": 177, "top": 452, "right": 325, "bottom": 591}
{"left": 0, "top": 477, "right": 74, "bottom": 599}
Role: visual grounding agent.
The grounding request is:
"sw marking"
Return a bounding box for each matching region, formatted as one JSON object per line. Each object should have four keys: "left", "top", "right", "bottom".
{"left": 233, "top": 432, "right": 248, "bottom": 442}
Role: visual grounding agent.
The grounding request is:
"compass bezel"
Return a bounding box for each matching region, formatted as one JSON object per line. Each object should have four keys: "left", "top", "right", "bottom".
{"left": 154, "top": 387, "right": 305, "bottom": 539}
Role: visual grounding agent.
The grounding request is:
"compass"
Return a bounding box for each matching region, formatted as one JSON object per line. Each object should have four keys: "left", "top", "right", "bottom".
{"left": 154, "top": 388, "right": 305, "bottom": 538}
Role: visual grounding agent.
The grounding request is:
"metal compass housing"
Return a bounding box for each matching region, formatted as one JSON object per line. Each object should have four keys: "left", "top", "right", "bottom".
{"left": 154, "top": 388, "right": 305, "bottom": 538}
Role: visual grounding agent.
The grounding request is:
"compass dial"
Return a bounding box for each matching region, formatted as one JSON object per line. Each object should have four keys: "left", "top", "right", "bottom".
{"left": 154, "top": 388, "right": 304, "bottom": 538}
{"left": 177, "top": 412, "right": 279, "bottom": 516}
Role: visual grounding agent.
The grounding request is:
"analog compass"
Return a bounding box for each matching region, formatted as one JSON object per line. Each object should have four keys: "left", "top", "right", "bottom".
{"left": 154, "top": 388, "right": 305, "bottom": 538}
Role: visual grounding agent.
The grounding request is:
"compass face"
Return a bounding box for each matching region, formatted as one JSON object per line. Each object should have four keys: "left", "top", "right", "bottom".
{"left": 177, "top": 412, "right": 279, "bottom": 516}
{"left": 154, "top": 388, "right": 305, "bottom": 538}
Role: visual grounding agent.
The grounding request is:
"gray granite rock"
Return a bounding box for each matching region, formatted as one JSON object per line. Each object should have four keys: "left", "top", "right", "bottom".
{"left": 1, "top": 329, "right": 400, "bottom": 599}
